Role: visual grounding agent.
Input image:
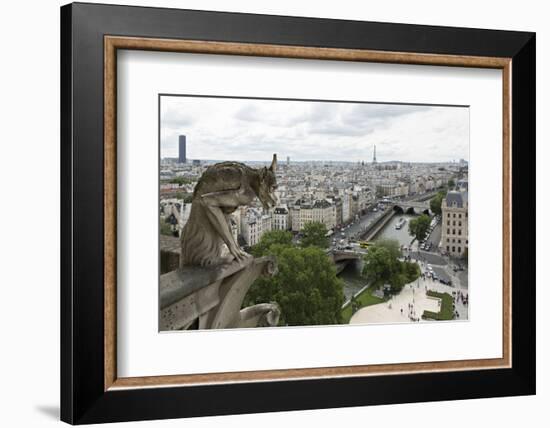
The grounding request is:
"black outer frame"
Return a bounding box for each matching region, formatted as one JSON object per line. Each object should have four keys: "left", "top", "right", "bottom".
{"left": 60, "top": 2, "right": 535, "bottom": 424}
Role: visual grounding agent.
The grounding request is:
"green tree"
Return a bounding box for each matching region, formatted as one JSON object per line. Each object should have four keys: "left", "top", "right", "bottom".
{"left": 448, "top": 178, "right": 456, "bottom": 188}
{"left": 409, "top": 214, "right": 431, "bottom": 242}
{"left": 250, "top": 230, "right": 293, "bottom": 257}
{"left": 169, "top": 176, "right": 193, "bottom": 185}
{"left": 403, "top": 260, "right": 421, "bottom": 280}
{"left": 362, "top": 240, "right": 400, "bottom": 286}
{"left": 387, "top": 261, "right": 420, "bottom": 292}
{"left": 300, "top": 221, "right": 329, "bottom": 249}
{"left": 244, "top": 245, "right": 344, "bottom": 326}
{"left": 362, "top": 239, "right": 419, "bottom": 292}
{"left": 429, "top": 191, "right": 446, "bottom": 216}
{"left": 374, "top": 238, "right": 402, "bottom": 260}
{"left": 363, "top": 245, "right": 395, "bottom": 285}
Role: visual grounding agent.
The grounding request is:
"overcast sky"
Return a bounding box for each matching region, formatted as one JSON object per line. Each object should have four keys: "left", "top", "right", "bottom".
{"left": 160, "top": 96, "right": 469, "bottom": 163}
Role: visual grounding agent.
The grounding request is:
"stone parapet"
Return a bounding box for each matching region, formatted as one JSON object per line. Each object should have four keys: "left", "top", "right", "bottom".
{"left": 160, "top": 256, "right": 279, "bottom": 331}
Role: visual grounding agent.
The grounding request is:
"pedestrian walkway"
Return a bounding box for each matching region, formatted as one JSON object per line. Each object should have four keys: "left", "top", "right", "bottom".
{"left": 349, "top": 275, "right": 468, "bottom": 325}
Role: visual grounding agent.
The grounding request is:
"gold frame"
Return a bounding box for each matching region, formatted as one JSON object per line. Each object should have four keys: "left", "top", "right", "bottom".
{"left": 104, "top": 36, "right": 512, "bottom": 391}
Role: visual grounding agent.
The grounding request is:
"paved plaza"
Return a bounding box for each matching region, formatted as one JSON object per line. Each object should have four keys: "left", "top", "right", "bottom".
{"left": 340, "top": 209, "right": 469, "bottom": 325}
{"left": 349, "top": 263, "right": 469, "bottom": 325}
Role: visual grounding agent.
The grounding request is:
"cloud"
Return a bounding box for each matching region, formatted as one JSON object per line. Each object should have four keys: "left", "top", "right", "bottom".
{"left": 345, "top": 103, "right": 429, "bottom": 122}
{"left": 234, "top": 104, "right": 260, "bottom": 122}
{"left": 235, "top": 102, "right": 311, "bottom": 127}
{"left": 160, "top": 96, "right": 469, "bottom": 163}
{"left": 161, "top": 105, "right": 195, "bottom": 129}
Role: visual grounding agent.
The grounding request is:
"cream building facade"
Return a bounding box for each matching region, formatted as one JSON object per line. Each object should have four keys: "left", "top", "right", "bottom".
{"left": 272, "top": 205, "right": 290, "bottom": 230}
{"left": 440, "top": 189, "right": 468, "bottom": 257}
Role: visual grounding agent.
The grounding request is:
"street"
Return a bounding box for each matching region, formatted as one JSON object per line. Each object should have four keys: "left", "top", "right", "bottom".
{"left": 331, "top": 208, "right": 387, "bottom": 247}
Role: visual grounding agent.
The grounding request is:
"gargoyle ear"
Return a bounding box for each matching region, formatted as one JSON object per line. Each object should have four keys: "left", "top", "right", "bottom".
{"left": 269, "top": 154, "right": 277, "bottom": 172}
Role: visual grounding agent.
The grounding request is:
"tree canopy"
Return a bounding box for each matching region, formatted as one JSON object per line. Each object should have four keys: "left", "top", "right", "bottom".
{"left": 244, "top": 244, "right": 344, "bottom": 326}
{"left": 362, "top": 245, "right": 398, "bottom": 285}
{"left": 362, "top": 239, "right": 400, "bottom": 286}
{"left": 448, "top": 178, "right": 456, "bottom": 188}
{"left": 250, "top": 230, "right": 293, "bottom": 257}
{"left": 362, "top": 239, "right": 420, "bottom": 292}
{"left": 300, "top": 221, "right": 329, "bottom": 249}
{"left": 408, "top": 214, "right": 431, "bottom": 242}
{"left": 169, "top": 176, "right": 194, "bottom": 185}
{"left": 375, "top": 238, "right": 402, "bottom": 260}
{"left": 429, "top": 191, "right": 446, "bottom": 216}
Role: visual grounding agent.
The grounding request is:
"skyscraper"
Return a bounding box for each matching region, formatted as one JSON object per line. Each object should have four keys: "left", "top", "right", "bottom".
{"left": 286, "top": 156, "right": 290, "bottom": 166}
{"left": 372, "top": 144, "right": 377, "bottom": 164}
{"left": 178, "top": 135, "right": 187, "bottom": 164}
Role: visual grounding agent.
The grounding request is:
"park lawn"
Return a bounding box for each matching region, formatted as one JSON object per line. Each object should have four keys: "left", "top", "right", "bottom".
{"left": 422, "top": 290, "right": 454, "bottom": 320}
{"left": 342, "top": 286, "right": 386, "bottom": 323}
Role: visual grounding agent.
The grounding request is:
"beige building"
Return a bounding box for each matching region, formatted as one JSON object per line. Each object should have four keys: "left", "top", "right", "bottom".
{"left": 440, "top": 189, "right": 468, "bottom": 257}
{"left": 272, "top": 205, "right": 290, "bottom": 230}
{"left": 309, "top": 199, "right": 336, "bottom": 230}
{"left": 376, "top": 181, "right": 409, "bottom": 198}
{"left": 290, "top": 205, "right": 301, "bottom": 232}
{"left": 241, "top": 208, "right": 267, "bottom": 247}
{"left": 291, "top": 198, "right": 337, "bottom": 231}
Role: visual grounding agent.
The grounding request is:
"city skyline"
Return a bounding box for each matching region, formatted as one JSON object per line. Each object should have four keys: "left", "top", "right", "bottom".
{"left": 160, "top": 96, "right": 469, "bottom": 163}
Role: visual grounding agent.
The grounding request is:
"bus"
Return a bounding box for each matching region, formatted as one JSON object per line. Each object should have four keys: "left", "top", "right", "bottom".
{"left": 359, "top": 241, "right": 373, "bottom": 249}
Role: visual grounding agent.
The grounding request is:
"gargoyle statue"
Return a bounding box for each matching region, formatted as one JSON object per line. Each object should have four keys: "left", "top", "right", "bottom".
{"left": 180, "top": 154, "right": 278, "bottom": 267}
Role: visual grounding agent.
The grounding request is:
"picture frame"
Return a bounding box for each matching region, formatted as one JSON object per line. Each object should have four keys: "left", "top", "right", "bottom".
{"left": 60, "top": 2, "right": 535, "bottom": 424}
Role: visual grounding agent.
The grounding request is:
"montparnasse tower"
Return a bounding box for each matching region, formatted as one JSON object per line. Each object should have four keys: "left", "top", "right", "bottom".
{"left": 372, "top": 144, "right": 377, "bottom": 164}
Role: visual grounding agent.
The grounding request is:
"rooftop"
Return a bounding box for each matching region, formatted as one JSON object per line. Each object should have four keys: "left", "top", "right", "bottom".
{"left": 445, "top": 190, "right": 468, "bottom": 208}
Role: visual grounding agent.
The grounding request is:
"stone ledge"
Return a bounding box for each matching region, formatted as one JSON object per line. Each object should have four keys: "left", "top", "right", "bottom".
{"left": 160, "top": 256, "right": 278, "bottom": 331}
{"left": 160, "top": 257, "right": 254, "bottom": 310}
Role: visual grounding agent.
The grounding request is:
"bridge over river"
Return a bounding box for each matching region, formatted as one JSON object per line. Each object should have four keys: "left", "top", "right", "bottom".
{"left": 392, "top": 200, "right": 431, "bottom": 214}
{"left": 327, "top": 249, "right": 364, "bottom": 274}
{"left": 356, "top": 193, "right": 435, "bottom": 242}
